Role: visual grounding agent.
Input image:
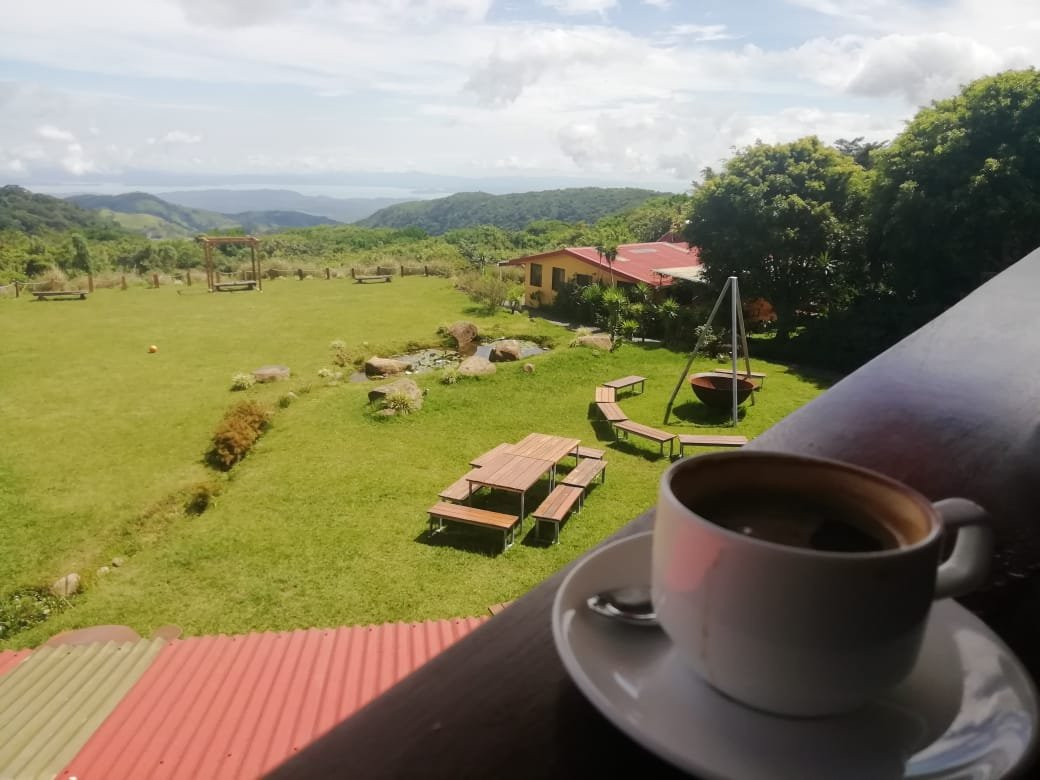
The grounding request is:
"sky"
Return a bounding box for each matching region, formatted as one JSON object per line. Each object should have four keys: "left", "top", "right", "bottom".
{"left": 1, "top": 0, "right": 1039, "bottom": 198}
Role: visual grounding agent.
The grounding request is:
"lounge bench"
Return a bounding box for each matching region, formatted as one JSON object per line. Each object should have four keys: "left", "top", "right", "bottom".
{"left": 612, "top": 420, "right": 676, "bottom": 458}
{"left": 562, "top": 458, "right": 607, "bottom": 490}
{"left": 32, "top": 290, "right": 87, "bottom": 301}
{"left": 596, "top": 402, "right": 628, "bottom": 423}
{"left": 594, "top": 386, "right": 616, "bottom": 403}
{"left": 213, "top": 280, "right": 258, "bottom": 292}
{"left": 677, "top": 434, "right": 749, "bottom": 456}
{"left": 603, "top": 375, "right": 646, "bottom": 395}
{"left": 427, "top": 501, "right": 518, "bottom": 552}
{"left": 531, "top": 485, "right": 583, "bottom": 544}
{"left": 575, "top": 446, "right": 604, "bottom": 459}
{"left": 354, "top": 275, "right": 392, "bottom": 284}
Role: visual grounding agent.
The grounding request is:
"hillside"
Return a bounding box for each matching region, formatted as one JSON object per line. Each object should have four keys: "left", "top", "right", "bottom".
{"left": 157, "top": 189, "right": 410, "bottom": 222}
{"left": 356, "top": 187, "right": 665, "bottom": 233}
{"left": 0, "top": 186, "right": 124, "bottom": 237}
{"left": 226, "top": 211, "right": 340, "bottom": 233}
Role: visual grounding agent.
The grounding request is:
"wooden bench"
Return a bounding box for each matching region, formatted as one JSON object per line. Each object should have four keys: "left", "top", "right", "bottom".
{"left": 427, "top": 501, "right": 519, "bottom": 552}
{"left": 612, "top": 420, "right": 676, "bottom": 459}
{"left": 596, "top": 402, "right": 628, "bottom": 423}
{"left": 712, "top": 368, "right": 767, "bottom": 387}
{"left": 594, "top": 386, "right": 616, "bottom": 403}
{"left": 575, "top": 446, "right": 604, "bottom": 459}
{"left": 32, "top": 290, "right": 87, "bottom": 301}
{"left": 603, "top": 375, "right": 646, "bottom": 395}
{"left": 213, "top": 280, "right": 258, "bottom": 292}
{"left": 355, "top": 275, "right": 392, "bottom": 284}
{"left": 678, "top": 434, "right": 749, "bottom": 456}
{"left": 562, "top": 458, "right": 607, "bottom": 490}
{"left": 531, "top": 485, "right": 583, "bottom": 544}
{"left": 438, "top": 471, "right": 481, "bottom": 503}
{"left": 469, "top": 444, "right": 512, "bottom": 468}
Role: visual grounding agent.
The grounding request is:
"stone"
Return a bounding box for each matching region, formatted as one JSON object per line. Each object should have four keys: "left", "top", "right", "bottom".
{"left": 111, "top": 557, "right": 125, "bottom": 568}
{"left": 253, "top": 364, "right": 291, "bottom": 383}
{"left": 523, "top": 363, "right": 535, "bottom": 373}
{"left": 574, "top": 334, "right": 613, "bottom": 351}
{"left": 96, "top": 566, "right": 111, "bottom": 577}
{"left": 446, "top": 321, "right": 479, "bottom": 351}
{"left": 368, "top": 378, "right": 423, "bottom": 410}
{"left": 364, "top": 356, "right": 409, "bottom": 377}
{"left": 489, "top": 340, "right": 523, "bottom": 362}
{"left": 458, "top": 356, "right": 496, "bottom": 377}
{"left": 51, "top": 573, "right": 81, "bottom": 598}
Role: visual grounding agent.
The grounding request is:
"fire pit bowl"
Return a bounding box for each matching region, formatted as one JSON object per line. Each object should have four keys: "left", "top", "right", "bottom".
{"left": 689, "top": 372, "right": 755, "bottom": 409}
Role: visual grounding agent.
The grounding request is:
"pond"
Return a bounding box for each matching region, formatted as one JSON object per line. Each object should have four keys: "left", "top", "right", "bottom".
{"left": 350, "top": 339, "right": 547, "bottom": 381}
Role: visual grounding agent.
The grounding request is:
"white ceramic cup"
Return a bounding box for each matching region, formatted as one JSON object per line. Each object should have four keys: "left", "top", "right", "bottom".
{"left": 652, "top": 451, "right": 993, "bottom": 718}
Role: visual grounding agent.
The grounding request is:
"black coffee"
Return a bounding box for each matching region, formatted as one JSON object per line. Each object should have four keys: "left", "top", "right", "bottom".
{"left": 693, "top": 491, "right": 900, "bottom": 553}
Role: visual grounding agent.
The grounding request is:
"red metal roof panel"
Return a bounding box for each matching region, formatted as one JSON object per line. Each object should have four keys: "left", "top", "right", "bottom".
{"left": 505, "top": 241, "right": 700, "bottom": 286}
{"left": 62, "top": 617, "right": 486, "bottom": 779}
{"left": 0, "top": 649, "right": 30, "bottom": 678}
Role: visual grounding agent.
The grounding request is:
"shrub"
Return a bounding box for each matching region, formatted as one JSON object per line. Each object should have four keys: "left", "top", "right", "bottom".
{"left": 230, "top": 372, "right": 256, "bottom": 391}
{"left": 184, "top": 480, "right": 221, "bottom": 515}
{"left": 441, "top": 367, "right": 461, "bottom": 385}
{"left": 0, "top": 587, "right": 67, "bottom": 640}
{"left": 206, "top": 400, "right": 273, "bottom": 471}
{"left": 382, "top": 390, "right": 420, "bottom": 415}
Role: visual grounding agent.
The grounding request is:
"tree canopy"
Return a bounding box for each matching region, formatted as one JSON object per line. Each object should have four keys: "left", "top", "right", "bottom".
{"left": 683, "top": 136, "right": 869, "bottom": 341}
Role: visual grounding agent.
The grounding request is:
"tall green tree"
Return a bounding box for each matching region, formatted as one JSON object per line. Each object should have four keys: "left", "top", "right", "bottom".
{"left": 869, "top": 69, "right": 1040, "bottom": 320}
{"left": 70, "top": 234, "right": 92, "bottom": 274}
{"left": 683, "top": 136, "right": 869, "bottom": 342}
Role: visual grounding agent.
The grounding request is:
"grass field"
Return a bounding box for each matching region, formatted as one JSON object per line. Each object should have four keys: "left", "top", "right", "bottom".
{"left": 0, "top": 277, "right": 833, "bottom": 648}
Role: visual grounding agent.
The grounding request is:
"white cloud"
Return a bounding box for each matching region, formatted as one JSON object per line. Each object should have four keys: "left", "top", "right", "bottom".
{"left": 662, "top": 24, "right": 735, "bottom": 43}
{"left": 160, "top": 130, "right": 203, "bottom": 144}
{"left": 539, "top": 0, "right": 617, "bottom": 16}
{"left": 643, "top": 0, "right": 670, "bottom": 7}
{"left": 37, "top": 124, "right": 77, "bottom": 142}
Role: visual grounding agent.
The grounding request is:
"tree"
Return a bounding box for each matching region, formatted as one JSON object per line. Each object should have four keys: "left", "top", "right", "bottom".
{"left": 833, "top": 137, "right": 887, "bottom": 170}
{"left": 869, "top": 69, "right": 1040, "bottom": 322}
{"left": 70, "top": 234, "right": 92, "bottom": 274}
{"left": 595, "top": 243, "right": 618, "bottom": 286}
{"left": 682, "top": 136, "right": 869, "bottom": 342}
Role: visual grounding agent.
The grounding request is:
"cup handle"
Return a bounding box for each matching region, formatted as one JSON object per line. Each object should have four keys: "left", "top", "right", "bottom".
{"left": 932, "top": 498, "right": 993, "bottom": 600}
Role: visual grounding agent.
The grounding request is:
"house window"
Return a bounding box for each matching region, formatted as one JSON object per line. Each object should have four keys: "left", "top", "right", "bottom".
{"left": 551, "top": 267, "right": 566, "bottom": 291}
{"left": 575, "top": 274, "right": 593, "bottom": 287}
{"left": 530, "top": 263, "right": 543, "bottom": 287}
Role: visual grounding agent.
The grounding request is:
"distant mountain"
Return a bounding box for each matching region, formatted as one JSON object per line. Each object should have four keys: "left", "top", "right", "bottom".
{"left": 356, "top": 187, "right": 667, "bottom": 234}
{"left": 226, "top": 211, "right": 340, "bottom": 233}
{"left": 66, "top": 192, "right": 238, "bottom": 238}
{"left": 156, "top": 189, "right": 411, "bottom": 222}
{"left": 0, "top": 185, "right": 124, "bottom": 236}
{"left": 65, "top": 192, "right": 341, "bottom": 238}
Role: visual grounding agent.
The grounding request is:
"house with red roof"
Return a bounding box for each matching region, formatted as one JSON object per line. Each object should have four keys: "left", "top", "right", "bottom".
{"left": 504, "top": 239, "right": 701, "bottom": 308}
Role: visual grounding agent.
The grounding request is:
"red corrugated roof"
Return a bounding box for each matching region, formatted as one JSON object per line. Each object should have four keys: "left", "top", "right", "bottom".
{"left": 0, "top": 649, "right": 30, "bottom": 678}
{"left": 505, "top": 241, "right": 700, "bottom": 286}
{"left": 60, "top": 617, "right": 486, "bottom": 779}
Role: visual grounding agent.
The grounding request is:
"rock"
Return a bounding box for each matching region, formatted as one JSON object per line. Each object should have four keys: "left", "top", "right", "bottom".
{"left": 368, "top": 378, "right": 423, "bottom": 409}
{"left": 51, "top": 573, "right": 81, "bottom": 598}
{"left": 375, "top": 408, "right": 397, "bottom": 417}
{"left": 458, "top": 356, "right": 496, "bottom": 377}
{"left": 446, "top": 321, "right": 479, "bottom": 351}
{"left": 574, "top": 334, "right": 613, "bottom": 351}
{"left": 364, "top": 356, "right": 409, "bottom": 377}
{"left": 97, "top": 566, "right": 111, "bottom": 577}
{"left": 489, "top": 340, "right": 523, "bottom": 362}
{"left": 253, "top": 364, "right": 291, "bottom": 383}
{"left": 523, "top": 363, "right": 535, "bottom": 373}
{"left": 111, "top": 557, "right": 125, "bottom": 568}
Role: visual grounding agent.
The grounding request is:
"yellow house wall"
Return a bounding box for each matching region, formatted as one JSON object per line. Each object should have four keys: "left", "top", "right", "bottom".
{"left": 520, "top": 252, "right": 612, "bottom": 307}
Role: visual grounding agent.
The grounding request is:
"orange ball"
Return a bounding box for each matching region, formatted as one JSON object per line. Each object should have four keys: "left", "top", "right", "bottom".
{"left": 148, "top": 345, "right": 159, "bottom": 353}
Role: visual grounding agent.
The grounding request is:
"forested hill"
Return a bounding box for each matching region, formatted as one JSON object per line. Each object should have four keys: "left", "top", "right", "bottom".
{"left": 355, "top": 187, "right": 665, "bottom": 233}
{"left": 0, "top": 186, "right": 124, "bottom": 236}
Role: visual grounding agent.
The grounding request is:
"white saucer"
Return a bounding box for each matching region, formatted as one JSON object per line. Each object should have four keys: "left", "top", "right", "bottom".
{"left": 552, "top": 531, "right": 1039, "bottom": 780}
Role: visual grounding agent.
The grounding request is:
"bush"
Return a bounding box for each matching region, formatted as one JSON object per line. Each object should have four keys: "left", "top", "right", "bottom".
{"left": 206, "top": 400, "right": 273, "bottom": 471}
{"left": 441, "top": 367, "right": 461, "bottom": 385}
{"left": 383, "top": 390, "right": 420, "bottom": 415}
{"left": 0, "top": 587, "right": 67, "bottom": 640}
{"left": 230, "top": 372, "right": 256, "bottom": 391}
{"left": 184, "top": 480, "right": 221, "bottom": 515}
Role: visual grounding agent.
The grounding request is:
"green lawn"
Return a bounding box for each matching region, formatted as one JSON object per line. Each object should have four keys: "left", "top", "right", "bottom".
{"left": 0, "top": 277, "right": 831, "bottom": 647}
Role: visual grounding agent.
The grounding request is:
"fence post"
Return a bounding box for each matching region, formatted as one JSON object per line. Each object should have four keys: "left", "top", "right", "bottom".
{"left": 424, "top": 265, "right": 429, "bottom": 277}
{"left": 325, "top": 267, "right": 331, "bottom": 280}
{"left": 297, "top": 268, "right": 304, "bottom": 281}
{"left": 152, "top": 272, "right": 160, "bottom": 289}
{"left": 88, "top": 272, "right": 94, "bottom": 293}
{"left": 186, "top": 269, "right": 192, "bottom": 287}
{"left": 14, "top": 281, "right": 20, "bottom": 298}
{"left": 121, "top": 275, "right": 127, "bottom": 290}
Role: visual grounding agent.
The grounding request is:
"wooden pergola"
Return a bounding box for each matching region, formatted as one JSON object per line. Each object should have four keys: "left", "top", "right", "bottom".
{"left": 196, "top": 235, "right": 262, "bottom": 292}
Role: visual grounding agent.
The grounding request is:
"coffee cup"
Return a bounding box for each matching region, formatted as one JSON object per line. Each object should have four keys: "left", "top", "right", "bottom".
{"left": 652, "top": 451, "right": 992, "bottom": 717}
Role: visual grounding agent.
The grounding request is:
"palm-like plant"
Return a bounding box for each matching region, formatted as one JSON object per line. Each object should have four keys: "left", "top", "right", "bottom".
{"left": 595, "top": 243, "right": 619, "bottom": 286}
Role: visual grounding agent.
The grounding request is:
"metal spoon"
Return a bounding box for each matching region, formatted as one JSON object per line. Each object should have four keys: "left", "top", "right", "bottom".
{"left": 586, "top": 585, "right": 660, "bottom": 628}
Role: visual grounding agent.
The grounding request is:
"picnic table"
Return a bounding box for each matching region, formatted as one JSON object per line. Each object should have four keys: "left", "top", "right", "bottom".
{"left": 465, "top": 452, "right": 553, "bottom": 528}
{"left": 602, "top": 375, "right": 646, "bottom": 395}
{"left": 507, "top": 433, "right": 581, "bottom": 486}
